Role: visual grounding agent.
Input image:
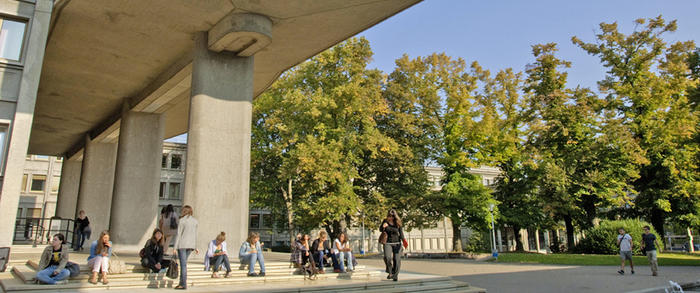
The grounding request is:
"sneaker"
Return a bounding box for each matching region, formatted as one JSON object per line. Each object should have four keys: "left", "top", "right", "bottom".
{"left": 333, "top": 269, "right": 340, "bottom": 273}
{"left": 247, "top": 272, "right": 258, "bottom": 277}
{"left": 55, "top": 280, "right": 68, "bottom": 285}
{"left": 652, "top": 272, "right": 658, "bottom": 276}
{"left": 631, "top": 270, "right": 635, "bottom": 275}
{"left": 259, "top": 272, "right": 265, "bottom": 277}
{"left": 617, "top": 270, "right": 624, "bottom": 275}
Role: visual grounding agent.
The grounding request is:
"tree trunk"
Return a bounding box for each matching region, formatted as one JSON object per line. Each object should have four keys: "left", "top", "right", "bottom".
{"left": 282, "top": 179, "right": 295, "bottom": 246}
{"left": 651, "top": 208, "right": 665, "bottom": 237}
{"left": 513, "top": 224, "right": 524, "bottom": 251}
{"left": 564, "top": 215, "right": 575, "bottom": 250}
{"left": 452, "top": 222, "right": 463, "bottom": 252}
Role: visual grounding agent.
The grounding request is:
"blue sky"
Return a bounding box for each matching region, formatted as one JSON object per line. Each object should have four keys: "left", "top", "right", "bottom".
{"left": 358, "top": 0, "right": 700, "bottom": 89}
{"left": 167, "top": 1, "right": 699, "bottom": 143}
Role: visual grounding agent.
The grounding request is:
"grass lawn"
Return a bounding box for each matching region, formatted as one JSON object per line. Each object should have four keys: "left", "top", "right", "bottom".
{"left": 491, "top": 252, "right": 700, "bottom": 266}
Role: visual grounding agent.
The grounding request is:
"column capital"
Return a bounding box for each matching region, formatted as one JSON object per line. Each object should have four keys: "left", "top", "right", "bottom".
{"left": 208, "top": 13, "right": 272, "bottom": 56}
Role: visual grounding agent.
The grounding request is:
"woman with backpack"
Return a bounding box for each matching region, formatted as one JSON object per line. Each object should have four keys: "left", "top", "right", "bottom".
{"left": 141, "top": 228, "right": 170, "bottom": 273}
{"left": 159, "top": 204, "right": 178, "bottom": 255}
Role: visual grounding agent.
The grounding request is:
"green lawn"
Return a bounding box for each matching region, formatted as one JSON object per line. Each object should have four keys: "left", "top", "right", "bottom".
{"left": 491, "top": 252, "right": 700, "bottom": 266}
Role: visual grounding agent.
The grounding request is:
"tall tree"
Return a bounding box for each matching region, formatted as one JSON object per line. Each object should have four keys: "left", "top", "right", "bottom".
{"left": 573, "top": 16, "right": 699, "bottom": 235}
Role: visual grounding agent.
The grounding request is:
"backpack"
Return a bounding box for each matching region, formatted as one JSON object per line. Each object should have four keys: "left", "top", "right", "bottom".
{"left": 169, "top": 213, "right": 178, "bottom": 230}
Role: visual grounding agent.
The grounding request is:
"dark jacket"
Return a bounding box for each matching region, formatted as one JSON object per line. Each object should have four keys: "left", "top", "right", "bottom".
{"left": 143, "top": 240, "right": 164, "bottom": 266}
{"left": 74, "top": 217, "right": 89, "bottom": 232}
{"left": 380, "top": 219, "right": 405, "bottom": 244}
{"left": 310, "top": 239, "right": 331, "bottom": 254}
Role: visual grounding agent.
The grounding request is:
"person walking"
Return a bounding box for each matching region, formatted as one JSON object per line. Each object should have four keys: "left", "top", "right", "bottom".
{"left": 617, "top": 228, "right": 634, "bottom": 275}
{"left": 159, "top": 204, "right": 178, "bottom": 255}
{"left": 380, "top": 209, "right": 405, "bottom": 281}
{"left": 641, "top": 225, "right": 661, "bottom": 276}
{"left": 35, "top": 233, "right": 71, "bottom": 285}
{"left": 74, "top": 210, "right": 90, "bottom": 251}
{"left": 87, "top": 230, "right": 112, "bottom": 284}
{"left": 204, "top": 232, "right": 231, "bottom": 278}
{"left": 141, "top": 228, "right": 170, "bottom": 273}
{"left": 173, "top": 205, "right": 198, "bottom": 290}
{"left": 239, "top": 232, "right": 266, "bottom": 277}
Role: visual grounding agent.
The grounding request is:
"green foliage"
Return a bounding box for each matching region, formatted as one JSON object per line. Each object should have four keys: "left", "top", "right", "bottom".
{"left": 464, "top": 230, "right": 491, "bottom": 253}
{"left": 574, "top": 219, "right": 664, "bottom": 255}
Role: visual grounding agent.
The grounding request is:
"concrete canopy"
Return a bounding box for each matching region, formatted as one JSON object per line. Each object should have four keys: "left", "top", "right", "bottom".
{"left": 29, "top": 0, "right": 421, "bottom": 157}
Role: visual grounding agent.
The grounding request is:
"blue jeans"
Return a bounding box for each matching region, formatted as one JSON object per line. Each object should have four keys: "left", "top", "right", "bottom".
{"left": 36, "top": 265, "right": 70, "bottom": 284}
{"left": 336, "top": 251, "right": 353, "bottom": 271}
{"left": 240, "top": 251, "right": 265, "bottom": 274}
{"left": 210, "top": 255, "right": 231, "bottom": 273}
{"left": 177, "top": 249, "right": 192, "bottom": 288}
{"left": 314, "top": 250, "right": 339, "bottom": 270}
{"left": 75, "top": 229, "right": 90, "bottom": 250}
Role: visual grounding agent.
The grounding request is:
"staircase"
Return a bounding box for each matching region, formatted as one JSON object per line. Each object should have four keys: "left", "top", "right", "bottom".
{"left": 0, "top": 247, "right": 486, "bottom": 292}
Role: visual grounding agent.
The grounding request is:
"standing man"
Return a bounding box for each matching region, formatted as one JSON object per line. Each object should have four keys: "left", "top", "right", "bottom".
{"left": 617, "top": 228, "right": 634, "bottom": 275}
{"left": 641, "top": 225, "right": 661, "bottom": 276}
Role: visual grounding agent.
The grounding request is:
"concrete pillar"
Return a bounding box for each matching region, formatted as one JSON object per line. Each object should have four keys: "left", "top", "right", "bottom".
{"left": 0, "top": 0, "right": 53, "bottom": 247}
{"left": 183, "top": 31, "right": 256, "bottom": 251}
{"left": 55, "top": 158, "right": 82, "bottom": 219}
{"left": 109, "top": 110, "right": 164, "bottom": 250}
{"left": 535, "top": 229, "right": 541, "bottom": 252}
{"left": 76, "top": 137, "right": 117, "bottom": 237}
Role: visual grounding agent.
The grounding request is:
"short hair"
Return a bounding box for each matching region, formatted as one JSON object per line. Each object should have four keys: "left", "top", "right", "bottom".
{"left": 643, "top": 225, "right": 650, "bottom": 230}
{"left": 54, "top": 233, "right": 65, "bottom": 244}
{"left": 318, "top": 231, "right": 327, "bottom": 239}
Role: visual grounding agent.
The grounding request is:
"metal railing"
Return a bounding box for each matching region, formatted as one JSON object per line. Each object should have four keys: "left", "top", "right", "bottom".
{"left": 13, "top": 217, "right": 75, "bottom": 247}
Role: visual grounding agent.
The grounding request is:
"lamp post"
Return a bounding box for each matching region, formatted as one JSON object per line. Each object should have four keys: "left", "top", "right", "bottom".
{"left": 489, "top": 203, "right": 498, "bottom": 259}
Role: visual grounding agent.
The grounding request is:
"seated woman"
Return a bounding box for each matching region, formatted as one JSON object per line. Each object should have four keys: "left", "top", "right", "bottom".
{"left": 333, "top": 232, "right": 354, "bottom": 272}
{"left": 291, "top": 234, "right": 311, "bottom": 271}
{"left": 205, "top": 232, "right": 231, "bottom": 278}
{"left": 36, "top": 233, "right": 70, "bottom": 285}
{"left": 87, "top": 230, "right": 112, "bottom": 285}
{"left": 238, "top": 232, "right": 266, "bottom": 277}
{"left": 141, "top": 228, "right": 170, "bottom": 273}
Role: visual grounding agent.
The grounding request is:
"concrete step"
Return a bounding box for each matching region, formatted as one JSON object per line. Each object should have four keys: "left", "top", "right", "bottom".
{"left": 2, "top": 269, "right": 380, "bottom": 291}
{"left": 13, "top": 262, "right": 370, "bottom": 284}
{"left": 25, "top": 259, "right": 300, "bottom": 273}
{"left": 257, "top": 277, "right": 485, "bottom": 293}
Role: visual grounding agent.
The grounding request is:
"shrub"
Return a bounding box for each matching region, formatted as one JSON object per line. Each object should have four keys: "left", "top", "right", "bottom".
{"left": 464, "top": 230, "right": 491, "bottom": 253}
{"left": 574, "top": 219, "right": 663, "bottom": 255}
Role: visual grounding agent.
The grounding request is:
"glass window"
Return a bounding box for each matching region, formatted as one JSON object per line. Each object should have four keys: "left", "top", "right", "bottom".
{"left": 249, "top": 214, "right": 260, "bottom": 228}
{"left": 35, "top": 155, "right": 49, "bottom": 160}
{"left": 51, "top": 176, "right": 60, "bottom": 193}
{"left": 21, "top": 174, "right": 28, "bottom": 192}
{"left": 170, "top": 154, "right": 182, "bottom": 169}
{"left": 27, "top": 208, "right": 41, "bottom": 218}
{"left": 0, "top": 125, "right": 7, "bottom": 175}
{"left": 159, "top": 182, "right": 166, "bottom": 198}
{"left": 161, "top": 154, "right": 168, "bottom": 168}
{"left": 30, "top": 175, "right": 46, "bottom": 192}
{"left": 168, "top": 182, "right": 180, "bottom": 199}
{"left": 262, "top": 213, "right": 272, "bottom": 228}
{"left": 0, "top": 18, "right": 26, "bottom": 61}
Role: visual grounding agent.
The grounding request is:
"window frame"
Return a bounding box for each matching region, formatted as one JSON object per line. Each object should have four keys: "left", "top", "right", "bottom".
{"left": 29, "top": 174, "right": 46, "bottom": 193}
{"left": 0, "top": 16, "right": 29, "bottom": 65}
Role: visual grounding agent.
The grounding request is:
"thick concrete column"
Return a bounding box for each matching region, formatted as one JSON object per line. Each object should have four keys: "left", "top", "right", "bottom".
{"left": 76, "top": 137, "right": 117, "bottom": 237}
{"left": 55, "top": 158, "right": 82, "bottom": 219}
{"left": 0, "top": 0, "right": 53, "bottom": 247}
{"left": 183, "top": 31, "right": 256, "bottom": 251}
{"left": 109, "top": 110, "right": 164, "bottom": 250}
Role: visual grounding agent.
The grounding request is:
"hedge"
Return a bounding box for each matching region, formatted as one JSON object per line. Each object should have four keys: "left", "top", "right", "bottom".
{"left": 573, "top": 219, "right": 664, "bottom": 255}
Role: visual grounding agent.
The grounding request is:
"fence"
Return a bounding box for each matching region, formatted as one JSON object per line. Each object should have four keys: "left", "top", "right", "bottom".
{"left": 664, "top": 235, "right": 699, "bottom": 252}
{"left": 13, "top": 217, "right": 75, "bottom": 247}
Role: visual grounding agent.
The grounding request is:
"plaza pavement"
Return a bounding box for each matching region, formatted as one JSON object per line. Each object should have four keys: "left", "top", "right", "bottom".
{"left": 357, "top": 257, "right": 700, "bottom": 293}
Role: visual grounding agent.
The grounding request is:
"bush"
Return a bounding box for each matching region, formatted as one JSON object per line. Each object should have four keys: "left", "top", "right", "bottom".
{"left": 573, "top": 219, "right": 663, "bottom": 255}
{"left": 464, "top": 230, "right": 491, "bottom": 253}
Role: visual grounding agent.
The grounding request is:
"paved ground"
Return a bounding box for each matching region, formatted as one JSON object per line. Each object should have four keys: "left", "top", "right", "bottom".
{"left": 358, "top": 257, "right": 700, "bottom": 293}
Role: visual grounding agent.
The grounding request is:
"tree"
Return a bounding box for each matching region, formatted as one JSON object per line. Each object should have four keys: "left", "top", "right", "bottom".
{"left": 573, "top": 16, "right": 699, "bottom": 236}
{"left": 251, "top": 37, "right": 414, "bottom": 242}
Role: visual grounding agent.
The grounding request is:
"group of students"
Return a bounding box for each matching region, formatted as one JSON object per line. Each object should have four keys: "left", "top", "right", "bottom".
{"left": 35, "top": 207, "right": 406, "bottom": 288}
{"left": 289, "top": 209, "right": 405, "bottom": 281}
{"left": 35, "top": 229, "right": 114, "bottom": 285}
{"left": 617, "top": 225, "right": 661, "bottom": 276}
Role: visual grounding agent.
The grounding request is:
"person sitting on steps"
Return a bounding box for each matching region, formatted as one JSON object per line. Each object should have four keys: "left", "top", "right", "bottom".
{"left": 205, "top": 232, "right": 231, "bottom": 278}
{"left": 35, "top": 233, "right": 71, "bottom": 285}
{"left": 141, "top": 228, "right": 170, "bottom": 274}
{"left": 87, "top": 230, "right": 112, "bottom": 285}
{"left": 239, "top": 232, "right": 266, "bottom": 277}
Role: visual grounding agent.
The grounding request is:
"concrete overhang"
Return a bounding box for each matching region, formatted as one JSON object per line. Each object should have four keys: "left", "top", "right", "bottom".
{"left": 29, "top": 0, "right": 421, "bottom": 157}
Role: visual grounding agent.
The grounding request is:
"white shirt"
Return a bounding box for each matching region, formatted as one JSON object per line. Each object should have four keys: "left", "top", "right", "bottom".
{"left": 618, "top": 234, "right": 632, "bottom": 251}
{"left": 332, "top": 239, "right": 349, "bottom": 254}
